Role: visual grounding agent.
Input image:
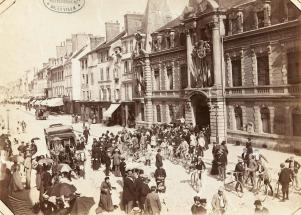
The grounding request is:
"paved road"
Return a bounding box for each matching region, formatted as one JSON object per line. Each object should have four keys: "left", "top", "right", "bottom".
{"left": 1, "top": 104, "right": 301, "bottom": 215}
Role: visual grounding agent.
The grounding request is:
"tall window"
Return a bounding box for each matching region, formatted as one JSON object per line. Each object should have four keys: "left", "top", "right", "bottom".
{"left": 231, "top": 59, "right": 242, "bottom": 86}
{"left": 180, "top": 33, "right": 186, "bottom": 46}
{"left": 260, "top": 107, "right": 270, "bottom": 133}
{"left": 130, "top": 40, "right": 133, "bottom": 52}
{"left": 180, "top": 65, "right": 188, "bottom": 89}
{"left": 166, "top": 36, "right": 171, "bottom": 49}
{"left": 86, "top": 75, "right": 89, "bottom": 84}
{"left": 106, "top": 67, "right": 110, "bottom": 80}
{"left": 156, "top": 105, "right": 161, "bottom": 122}
{"left": 103, "top": 89, "right": 107, "bottom": 101}
{"left": 167, "top": 67, "right": 173, "bottom": 90}
{"left": 100, "top": 68, "right": 104, "bottom": 81}
{"left": 257, "top": 55, "right": 269, "bottom": 85}
{"left": 141, "top": 103, "right": 145, "bottom": 121}
{"left": 287, "top": 51, "right": 300, "bottom": 84}
{"left": 234, "top": 106, "right": 243, "bottom": 130}
{"left": 107, "top": 88, "right": 111, "bottom": 101}
{"left": 169, "top": 105, "right": 175, "bottom": 122}
{"left": 154, "top": 70, "right": 160, "bottom": 90}
{"left": 91, "top": 73, "right": 94, "bottom": 85}
{"left": 292, "top": 108, "right": 301, "bottom": 136}
{"left": 124, "top": 61, "right": 128, "bottom": 74}
{"left": 257, "top": 11, "right": 264, "bottom": 28}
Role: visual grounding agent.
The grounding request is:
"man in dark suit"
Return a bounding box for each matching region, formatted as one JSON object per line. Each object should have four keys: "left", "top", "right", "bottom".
{"left": 278, "top": 163, "right": 293, "bottom": 201}
{"left": 155, "top": 149, "right": 163, "bottom": 169}
{"left": 122, "top": 170, "right": 136, "bottom": 213}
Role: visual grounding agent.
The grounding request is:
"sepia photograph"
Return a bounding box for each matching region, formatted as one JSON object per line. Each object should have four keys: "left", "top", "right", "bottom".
{"left": 0, "top": 0, "right": 301, "bottom": 214}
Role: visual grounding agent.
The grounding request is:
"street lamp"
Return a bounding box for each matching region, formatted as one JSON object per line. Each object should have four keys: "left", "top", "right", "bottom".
{"left": 6, "top": 109, "right": 10, "bottom": 134}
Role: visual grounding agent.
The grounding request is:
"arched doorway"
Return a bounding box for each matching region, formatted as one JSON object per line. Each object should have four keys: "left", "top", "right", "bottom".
{"left": 190, "top": 93, "right": 210, "bottom": 129}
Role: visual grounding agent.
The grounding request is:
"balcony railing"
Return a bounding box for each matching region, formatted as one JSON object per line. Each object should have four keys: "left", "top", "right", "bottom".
{"left": 226, "top": 85, "right": 301, "bottom": 96}
{"left": 152, "top": 90, "right": 180, "bottom": 97}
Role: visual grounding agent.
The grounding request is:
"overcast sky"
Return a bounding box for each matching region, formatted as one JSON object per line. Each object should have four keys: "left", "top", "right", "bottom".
{"left": 0, "top": 0, "right": 188, "bottom": 86}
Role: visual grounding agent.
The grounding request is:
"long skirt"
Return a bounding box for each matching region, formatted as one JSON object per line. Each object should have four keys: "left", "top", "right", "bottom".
{"left": 99, "top": 193, "right": 114, "bottom": 212}
{"left": 12, "top": 172, "right": 23, "bottom": 191}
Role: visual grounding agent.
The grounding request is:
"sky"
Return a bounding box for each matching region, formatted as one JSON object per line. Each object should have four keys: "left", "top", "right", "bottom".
{"left": 0, "top": 0, "right": 188, "bottom": 86}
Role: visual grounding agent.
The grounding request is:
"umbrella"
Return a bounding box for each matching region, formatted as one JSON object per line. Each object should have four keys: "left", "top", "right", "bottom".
{"left": 70, "top": 197, "right": 95, "bottom": 215}
{"left": 31, "top": 137, "right": 40, "bottom": 142}
{"left": 47, "top": 183, "right": 77, "bottom": 197}
{"left": 57, "top": 163, "right": 72, "bottom": 173}
{"left": 52, "top": 137, "right": 62, "bottom": 141}
{"left": 38, "top": 158, "right": 53, "bottom": 166}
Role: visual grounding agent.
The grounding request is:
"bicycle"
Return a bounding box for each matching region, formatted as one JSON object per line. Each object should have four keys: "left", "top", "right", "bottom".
{"left": 190, "top": 169, "right": 204, "bottom": 193}
{"left": 255, "top": 175, "right": 269, "bottom": 202}
{"left": 223, "top": 171, "right": 244, "bottom": 198}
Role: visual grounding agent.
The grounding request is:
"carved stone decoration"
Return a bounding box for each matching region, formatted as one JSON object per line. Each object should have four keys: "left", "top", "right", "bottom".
{"left": 191, "top": 40, "right": 213, "bottom": 88}
{"left": 236, "top": 9, "right": 244, "bottom": 33}
{"left": 170, "top": 30, "right": 175, "bottom": 48}
{"left": 182, "top": 0, "right": 210, "bottom": 19}
{"left": 263, "top": 0, "right": 271, "bottom": 26}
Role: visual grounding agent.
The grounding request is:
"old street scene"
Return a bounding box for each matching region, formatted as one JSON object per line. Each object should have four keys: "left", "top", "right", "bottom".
{"left": 0, "top": 0, "right": 301, "bottom": 215}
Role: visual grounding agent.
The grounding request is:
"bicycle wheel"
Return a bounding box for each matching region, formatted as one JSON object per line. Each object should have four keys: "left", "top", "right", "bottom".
{"left": 257, "top": 184, "right": 268, "bottom": 202}
{"left": 190, "top": 172, "right": 196, "bottom": 187}
{"left": 293, "top": 174, "right": 301, "bottom": 191}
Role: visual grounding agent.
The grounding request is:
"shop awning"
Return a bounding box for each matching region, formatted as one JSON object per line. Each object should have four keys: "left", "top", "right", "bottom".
{"left": 47, "top": 97, "right": 64, "bottom": 107}
{"left": 103, "top": 103, "right": 120, "bottom": 118}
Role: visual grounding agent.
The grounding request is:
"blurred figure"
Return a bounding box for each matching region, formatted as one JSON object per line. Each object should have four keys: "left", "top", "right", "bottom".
{"left": 144, "top": 185, "right": 161, "bottom": 215}
{"left": 211, "top": 187, "right": 227, "bottom": 215}
{"left": 254, "top": 200, "right": 269, "bottom": 214}
{"left": 191, "top": 196, "right": 207, "bottom": 215}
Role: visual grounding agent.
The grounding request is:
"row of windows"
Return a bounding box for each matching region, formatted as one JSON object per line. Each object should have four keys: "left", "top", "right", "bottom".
{"left": 100, "top": 67, "right": 110, "bottom": 81}
{"left": 155, "top": 104, "right": 176, "bottom": 123}
{"left": 152, "top": 32, "right": 186, "bottom": 52}
{"left": 153, "top": 66, "right": 174, "bottom": 91}
{"left": 233, "top": 106, "right": 301, "bottom": 136}
{"left": 229, "top": 51, "right": 300, "bottom": 87}
{"left": 51, "top": 70, "right": 64, "bottom": 82}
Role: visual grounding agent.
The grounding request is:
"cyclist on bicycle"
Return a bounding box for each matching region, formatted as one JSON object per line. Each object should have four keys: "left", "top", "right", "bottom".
{"left": 234, "top": 158, "right": 245, "bottom": 193}
{"left": 191, "top": 156, "right": 206, "bottom": 179}
{"left": 257, "top": 161, "right": 273, "bottom": 196}
{"left": 176, "top": 138, "right": 189, "bottom": 159}
{"left": 253, "top": 149, "right": 268, "bottom": 165}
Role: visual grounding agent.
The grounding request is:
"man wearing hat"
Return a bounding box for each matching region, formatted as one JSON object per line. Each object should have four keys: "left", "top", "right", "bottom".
{"left": 155, "top": 149, "right": 163, "bottom": 169}
{"left": 144, "top": 185, "right": 161, "bottom": 215}
{"left": 234, "top": 158, "right": 245, "bottom": 193}
{"left": 211, "top": 187, "right": 228, "bottom": 214}
{"left": 278, "top": 163, "right": 293, "bottom": 201}
{"left": 40, "top": 194, "right": 56, "bottom": 215}
{"left": 254, "top": 200, "right": 269, "bottom": 214}
{"left": 191, "top": 196, "right": 207, "bottom": 215}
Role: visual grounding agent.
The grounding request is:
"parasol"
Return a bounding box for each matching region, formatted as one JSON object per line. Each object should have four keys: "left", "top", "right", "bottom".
{"left": 38, "top": 158, "right": 53, "bottom": 166}
{"left": 31, "top": 137, "right": 40, "bottom": 142}
{"left": 57, "top": 163, "right": 72, "bottom": 173}
{"left": 47, "top": 183, "right": 77, "bottom": 197}
{"left": 70, "top": 196, "right": 95, "bottom": 215}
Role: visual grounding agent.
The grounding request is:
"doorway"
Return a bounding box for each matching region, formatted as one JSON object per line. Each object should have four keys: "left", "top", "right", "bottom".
{"left": 191, "top": 93, "right": 210, "bottom": 130}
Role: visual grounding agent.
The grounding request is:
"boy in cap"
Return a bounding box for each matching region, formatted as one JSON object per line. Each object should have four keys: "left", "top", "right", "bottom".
{"left": 278, "top": 163, "right": 293, "bottom": 201}
{"left": 234, "top": 158, "right": 245, "bottom": 193}
{"left": 254, "top": 200, "right": 269, "bottom": 214}
{"left": 191, "top": 196, "right": 207, "bottom": 215}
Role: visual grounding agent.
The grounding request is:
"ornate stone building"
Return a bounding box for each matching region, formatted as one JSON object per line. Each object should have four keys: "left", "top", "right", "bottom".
{"left": 133, "top": 0, "right": 301, "bottom": 152}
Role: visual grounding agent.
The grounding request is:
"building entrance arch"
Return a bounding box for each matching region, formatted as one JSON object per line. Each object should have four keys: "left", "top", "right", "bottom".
{"left": 189, "top": 91, "right": 210, "bottom": 130}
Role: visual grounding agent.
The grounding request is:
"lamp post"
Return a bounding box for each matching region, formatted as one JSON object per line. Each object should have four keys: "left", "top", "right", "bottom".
{"left": 6, "top": 109, "right": 10, "bottom": 134}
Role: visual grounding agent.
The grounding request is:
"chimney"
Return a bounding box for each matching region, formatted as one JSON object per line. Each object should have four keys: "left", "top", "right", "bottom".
{"left": 56, "top": 43, "right": 67, "bottom": 59}
{"left": 66, "top": 39, "right": 73, "bottom": 56}
{"left": 90, "top": 36, "right": 105, "bottom": 49}
{"left": 124, "top": 14, "right": 143, "bottom": 35}
{"left": 72, "top": 34, "right": 91, "bottom": 53}
{"left": 105, "top": 21, "right": 120, "bottom": 41}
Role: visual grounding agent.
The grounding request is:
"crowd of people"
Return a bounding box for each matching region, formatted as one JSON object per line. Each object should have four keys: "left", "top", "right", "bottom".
{"left": 0, "top": 108, "right": 301, "bottom": 215}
